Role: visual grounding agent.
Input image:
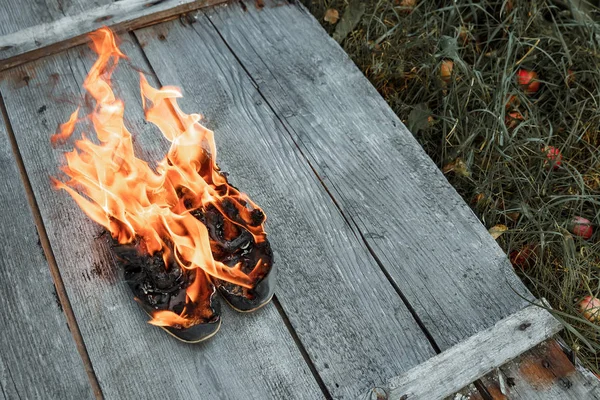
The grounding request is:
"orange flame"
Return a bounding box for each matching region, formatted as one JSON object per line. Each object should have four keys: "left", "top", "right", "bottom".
{"left": 51, "top": 27, "right": 267, "bottom": 328}
{"left": 51, "top": 107, "right": 80, "bottom": 147}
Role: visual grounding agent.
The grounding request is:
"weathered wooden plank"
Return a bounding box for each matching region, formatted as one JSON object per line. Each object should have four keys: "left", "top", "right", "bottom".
{"left": 0, "top": 0, "right": 113, "bottom": 36}
{"left": 205, "top": 0, "right": 534, "bottom": 350}
{"left": 386, "top": 303, "right": 562, "bottom": 400}
{"left": 133, "top": 17, "right": 437, "bottom": 398}
{"left": 474, "top": 341, "right": 600, "bottom": 400}
{"left": 0, "top": 0, "right": 227, "bottom": 71}
{"left": 0, "top": 40, "right": 324, "bottom": 399}
{"left": 0, "top": 100, "right": 93, "bottom": 398}
{"left": 0, "top": 1, "right": 60, "bottom": 35}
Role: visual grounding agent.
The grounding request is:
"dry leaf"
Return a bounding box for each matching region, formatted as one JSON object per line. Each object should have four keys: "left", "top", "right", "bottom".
{"left": 472, "top": 193, "right": 485, "bottom": 204}
{"left": 324, "top": 9, "right": 340, "bottom": 24}
{"left": 396, "top": 0, "right": 416, "bottom": 10}
{"left": 442, "top": 158, "right": 471, "bottom": 177}
{"left": 506, "top": 212, "right": 520, "bottom": 221}
{"left": 489, "top": 224, "right": 508, "bottom": 240}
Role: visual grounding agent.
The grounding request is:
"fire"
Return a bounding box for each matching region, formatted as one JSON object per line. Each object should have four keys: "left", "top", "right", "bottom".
{"left": 51, "top": 27, "right": 268, "bottom": 329}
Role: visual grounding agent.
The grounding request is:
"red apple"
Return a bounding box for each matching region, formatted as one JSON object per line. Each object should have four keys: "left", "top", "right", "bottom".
{"left": 543, "top": 146, "right": 562, "bottom": 170}
{"left": 509, "top": 244, "right": 537, "bottom": 270}
{"left": 517, "top": 69, "right": 540, "bottom": 94}
{"left": 570, "top": 216, "right": 593, "bottom": 240}
{"left": 579, "top": 295, "right": 600, "bottom": 322}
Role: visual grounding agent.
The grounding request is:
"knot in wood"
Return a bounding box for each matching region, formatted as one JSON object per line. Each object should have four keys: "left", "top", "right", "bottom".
{"left": 518, "top": 322, "right": 532, "bottom": 331}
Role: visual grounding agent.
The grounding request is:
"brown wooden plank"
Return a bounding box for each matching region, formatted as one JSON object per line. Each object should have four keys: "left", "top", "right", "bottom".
{"left": 386, "top": 303, "right": 562, "bottom": 400}
{"left": 0, "top": 96, "right": 94, "bottom": 399}
{"left": 0, "top": 0, "right": 227, "bottom": 72}
{"left": 205, "top": 0, "right": 535, "bottom": 350}
{"left": 133, "top": 16, "right": 436, "bottom": 398}
{"left": 473, "top": 341, "right": 600, "bottom": 400}
{"left": 0, "top": 39, "right": 324, "bottom": 399}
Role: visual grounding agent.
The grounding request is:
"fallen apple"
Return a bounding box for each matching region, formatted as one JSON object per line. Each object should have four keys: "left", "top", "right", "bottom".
{"left": 517, "top": 68, "right": 540, "bottom": 94}
{"left": 579, "top": 295, "right": 600, "bottom": 322}
{"left": 509, "top": 244, "right": 537, "bottom": 270}
{"left": 570, "top": 216, "right": 593, "bottom": 240}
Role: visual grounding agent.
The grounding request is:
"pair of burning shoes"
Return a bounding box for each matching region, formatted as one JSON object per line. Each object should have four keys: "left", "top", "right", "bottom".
{"left": 111, "top": 201, "right": 276, "bottom": 343}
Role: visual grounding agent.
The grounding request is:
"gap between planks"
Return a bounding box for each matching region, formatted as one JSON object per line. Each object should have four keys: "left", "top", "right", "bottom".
{"left": 0, "top": 0, "right": 228, "bottom": 72}
{"left": 0, "top": 95, "right": 103, "bottom": 399}
{"left": 272, "top": 296, "right": 334, "bottom": 400}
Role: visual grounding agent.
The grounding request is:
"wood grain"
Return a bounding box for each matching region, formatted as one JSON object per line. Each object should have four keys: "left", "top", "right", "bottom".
{"left": 206, "top": 0, "right": 534, "bottom": 351}
{"left": 0, "top": 40, "right": 324, "bottom": 399}
{"left": 386, "top": 303, "right": 562, "bottom": 400}
{"left": 0, "top": 98, "right": 93, "bottom": 399}
{"left": 475, "top": 340, "right": 600, "bottom": 400}
{"left": 134, "top": 17, "right": 437, "bottom": 398}
{"left": 0, "top": 0, "right": 112, "bottom": 36}
{"left": 0, "top": 0, "right": 227, "bottom": 71}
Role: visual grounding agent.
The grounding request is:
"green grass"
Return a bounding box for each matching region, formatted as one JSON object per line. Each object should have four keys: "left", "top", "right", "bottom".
{"left": 308, "top": 0, "right": 600, "bottom": 373}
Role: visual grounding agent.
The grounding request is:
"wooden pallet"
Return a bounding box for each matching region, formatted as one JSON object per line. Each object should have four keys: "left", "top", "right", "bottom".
{"left": 0, "top": 1, "right": 598, "bottom": 399}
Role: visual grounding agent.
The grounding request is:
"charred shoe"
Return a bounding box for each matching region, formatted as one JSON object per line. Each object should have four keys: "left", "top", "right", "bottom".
{"left": 193, "top": 202, "right": 276, "bottom": 312}
{"left": 110, "top": 238, "right": 221, "bottom": 342}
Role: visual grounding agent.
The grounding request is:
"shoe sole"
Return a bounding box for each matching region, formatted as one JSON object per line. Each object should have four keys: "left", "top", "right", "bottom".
{"left": 223, "top": 294, "right": 274, "bottom": 313}
{"left": 142, "top": 309, "right": 222, "bottom": 343}
{"left": 159, "top": 319, "right": 222, "bottom": 343}
{"left": 152, "top": 293, "right": 271, "bottom": 341}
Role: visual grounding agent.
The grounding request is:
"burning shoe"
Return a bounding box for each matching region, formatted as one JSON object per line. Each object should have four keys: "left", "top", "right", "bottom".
{"left": 111, "top": 239, "right": 221, "bottom": 343}
{"left": 51, "top": 27, "right": 277, "bottom": 341}
{"left": 192, "top": 203, "right": 276, "bottom": 312}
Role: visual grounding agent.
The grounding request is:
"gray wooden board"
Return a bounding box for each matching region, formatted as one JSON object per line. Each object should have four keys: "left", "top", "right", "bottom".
{"left": 134, "top": 18, "right": 437, "bottom": 398}
{"left": 0, "top": 102, "right": 93, "bottom": 398}
{"left": 0, "top": 41, "right": 324, "bottom": 399}
{"left": 205, "top": 0, "right": 534, "bottom": 350}
{"left": 0, "top": 0, "right": 227, "bottom": 71}
{"left": 0, "top": 0, "right": 112, "bottom": 36}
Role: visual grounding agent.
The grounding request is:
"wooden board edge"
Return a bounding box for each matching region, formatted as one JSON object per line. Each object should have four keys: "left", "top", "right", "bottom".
{"left": 0, "top": 0, "right": 229, "bottom": 72}
{"left": 386, "top": 301, "right": 563, "bottom": 400}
